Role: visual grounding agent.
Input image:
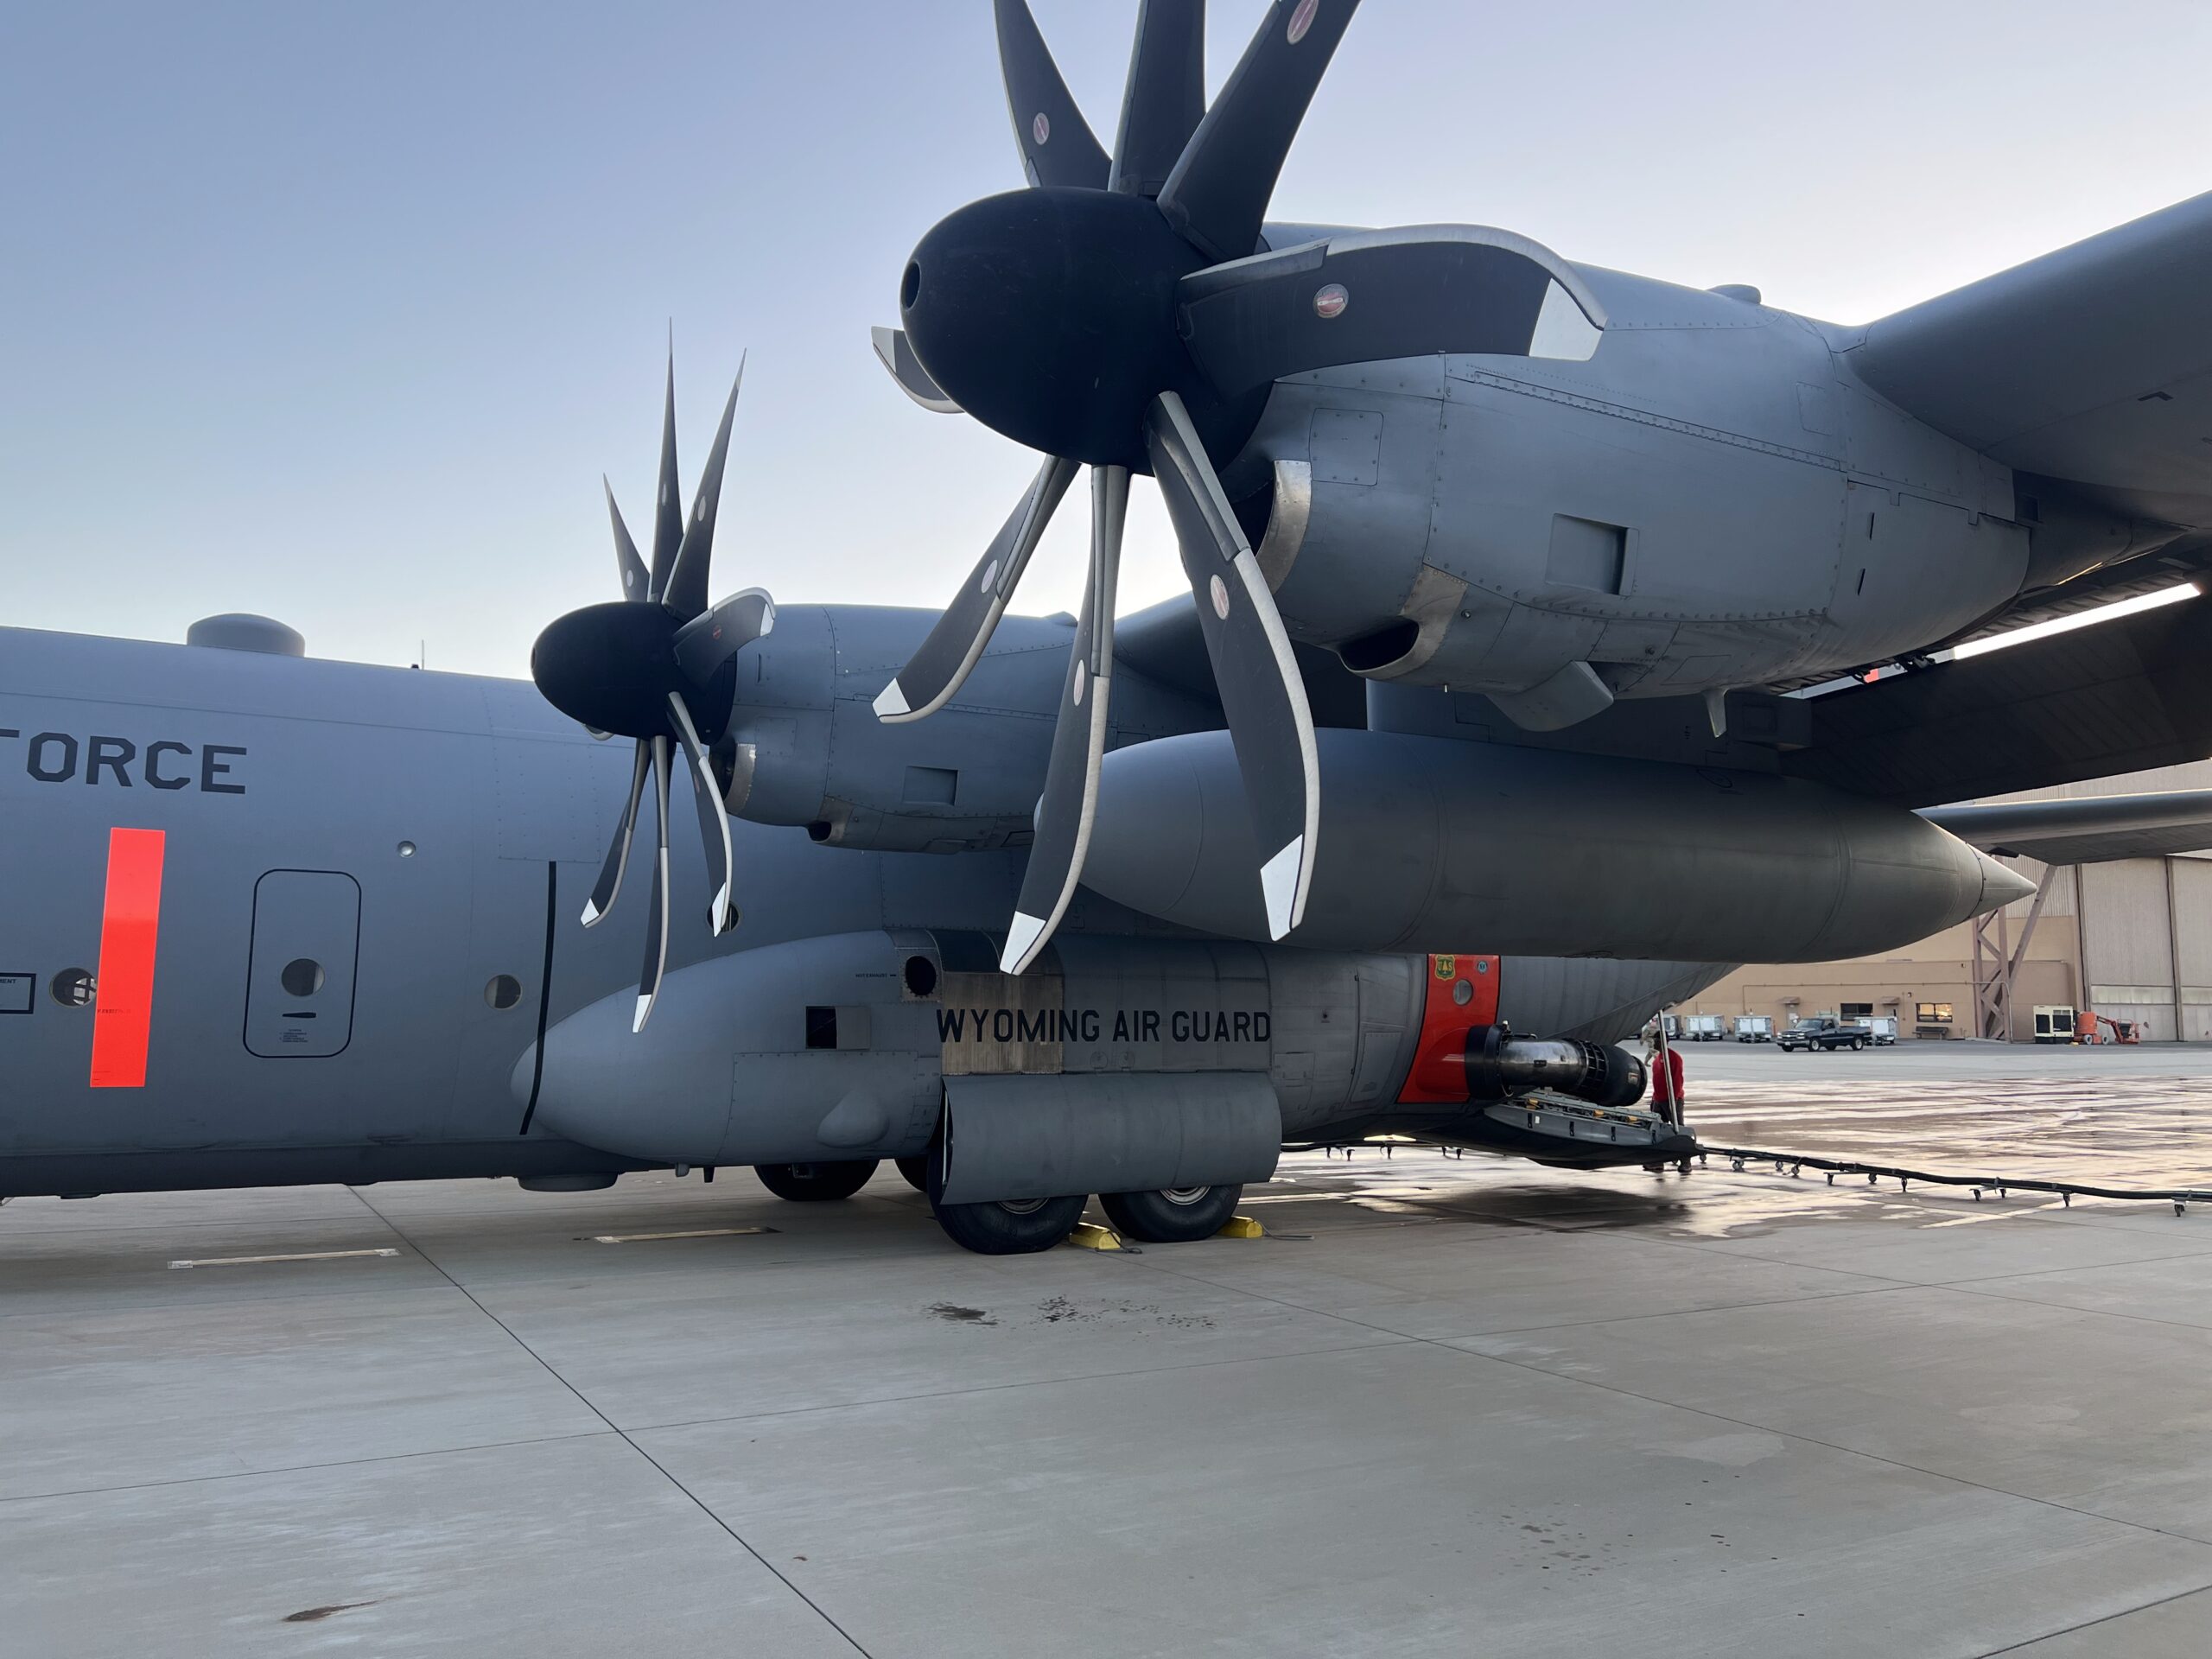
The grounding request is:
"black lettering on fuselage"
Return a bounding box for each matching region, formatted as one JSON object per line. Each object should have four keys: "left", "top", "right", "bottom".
{"left": 1141, "top": 1010, "right": 1160, "bottom": 1041}
{"left": 86, "top": 735, "right": 136, "bottom": 786}
{"left": 992, "top": 1008, "right": 1014, "bottom": 1043}
{"left": 145, "top": 741, "right": 192, "bottom": 790}
{"left": 201, "top": 745, "right": 247, "bottom": 794}
{"left": 28, "top": 733, "right": 77, "bottom": 782}
{"left": 13, "top": 733, "right": 247, "bottom": 793}
{"left": 936, "top": 1008, "right": 969, "bottom": 1042}
{"left": 1079, "top": 1009, "right": 1099, "bottom": 1043}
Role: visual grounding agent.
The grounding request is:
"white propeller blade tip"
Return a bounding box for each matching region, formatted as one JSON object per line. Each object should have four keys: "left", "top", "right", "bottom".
{"left": 873, "top": 679, "right": 912, "bottom": 720}
{"left": 1001, "top": 912, "right": 1049, "bottom": 976}
{"left": 1259, "top": 837, "right": 1305, "bottom": 941}
{"left": 581, "top": 899, "right": 605, "bottom": 927}
{"left": 632, "top": 995, "right": 655, "bottom": 1034}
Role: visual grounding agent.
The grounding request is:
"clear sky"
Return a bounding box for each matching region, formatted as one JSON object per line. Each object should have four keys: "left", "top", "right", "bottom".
{"left": 4, "top": 1, "right": 2208, "bottom": 677}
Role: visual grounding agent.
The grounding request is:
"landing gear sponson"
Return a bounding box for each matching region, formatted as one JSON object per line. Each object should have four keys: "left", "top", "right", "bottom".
{"left": 531, "top": 937, "right": 1703, "bottom": 1256}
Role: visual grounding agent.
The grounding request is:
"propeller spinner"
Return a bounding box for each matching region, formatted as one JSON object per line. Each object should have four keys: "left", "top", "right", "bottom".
{"left": 874, "top": 0, "right": 1606, "bottom": 976}
{"left": 531, "top": 353, "right": 773, "bottom": 1032}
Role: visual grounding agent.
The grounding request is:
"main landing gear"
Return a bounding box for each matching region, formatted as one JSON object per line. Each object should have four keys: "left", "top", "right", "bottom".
{"left": 751, "top": 1160, "right": 878, "bottom": 1202}
{"left": 752, "top": 1155, "right": 1246, "bottom": 1255}
{"left": 1099, "top": 1184, "right": 1243, "bottom": 1243}
{"left": 925, "top": 1159, "right": 1089, "bottom": 1255}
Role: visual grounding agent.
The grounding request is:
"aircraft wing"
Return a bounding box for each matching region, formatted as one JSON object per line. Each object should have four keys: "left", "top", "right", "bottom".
{"left": 1922, "top": 791, "right": 2212, "bottom": 865}
{"left": 1850, "top": 191, "right": 2212, "bottom": 531}
{"left": 1114, "top": 594, "right": 1368, "bottom": 729}
{"left": 1780, "top": 592, "right": 2212, "bottom": 808}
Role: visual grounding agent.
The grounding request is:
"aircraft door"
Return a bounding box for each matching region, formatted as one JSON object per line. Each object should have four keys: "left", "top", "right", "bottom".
{"left": 245, "top": 870, "right": 361, "bottom": 1058}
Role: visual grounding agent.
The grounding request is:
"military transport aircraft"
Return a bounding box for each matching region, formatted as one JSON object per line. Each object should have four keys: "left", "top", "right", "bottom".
{"left": 7, "top": 0, "right": 2212, "bottom": 1255}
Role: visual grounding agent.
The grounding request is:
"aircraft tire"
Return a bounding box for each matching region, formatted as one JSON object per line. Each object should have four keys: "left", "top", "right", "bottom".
{"left": 1099, "top": 1184, "right": 1243, "bottom": 1243}
{"left": 895, "top": 1156, "right": 930, "bottom": 1192}
{"left": 752, "top": 1160, "right": 879, "bottom": 1202}
{"left": 925, "top": 1166, "right": 1085, "bottom": 1255}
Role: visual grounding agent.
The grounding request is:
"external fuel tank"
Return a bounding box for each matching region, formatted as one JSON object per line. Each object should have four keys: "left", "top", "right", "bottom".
{"left": 1079, "top": 729, "right": 2035, "bottom": 963}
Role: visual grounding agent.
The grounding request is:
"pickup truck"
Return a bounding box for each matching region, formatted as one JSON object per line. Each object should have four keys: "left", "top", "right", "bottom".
{"left": 1776, "top": 1018, "right": 1871, "bottom": 1052}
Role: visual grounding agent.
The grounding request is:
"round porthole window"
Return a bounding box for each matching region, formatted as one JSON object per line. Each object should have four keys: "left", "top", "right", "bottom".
{"left": 280, "top": 958, "right": 325, "bottom": 997}
{"left": 51, "top": 968, "right": 95, "bottom": 1008}
{"left": 902, "top": 955, "right": 939, "bottom": 998}
{"left": 1452, "top": 977, "right": 1474, "bottom": 1006}
{"left": 486, "top": 974, "right": 524, "bottom": 1011}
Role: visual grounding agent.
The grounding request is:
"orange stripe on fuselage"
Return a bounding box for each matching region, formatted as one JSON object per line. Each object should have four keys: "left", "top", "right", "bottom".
{"left": 90, "top": 827, "right": 166, "bottom": 1088}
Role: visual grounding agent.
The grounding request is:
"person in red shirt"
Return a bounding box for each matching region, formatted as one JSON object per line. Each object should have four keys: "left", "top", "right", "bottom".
{"left": 1646, "top": 1026, "right": 1686, "bottom": 1127}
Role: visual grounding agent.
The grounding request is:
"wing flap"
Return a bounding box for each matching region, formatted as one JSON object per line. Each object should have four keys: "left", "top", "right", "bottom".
{"left": 1782, "top": 594, "right": 2212, "bottom": 807}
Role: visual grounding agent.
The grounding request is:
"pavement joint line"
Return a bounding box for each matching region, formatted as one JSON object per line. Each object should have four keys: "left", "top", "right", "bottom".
{"left": 1116, "top": 1245, "right": 2212, "bottom": 1554}
{"left": 343, "top": 1186, "right": 875, "bottom": 1659}
{"left": 0, "top": 1428, "right": 625, "bottom": 1507}
{"left": 1936, "top": 1276, "right": 2212, "bottom": 1339}
{"left": 1428, "top": 1325, "right": 2212, "bottom": 1554}
{"left": 1970, "top": 1580, "right": 2212, "bottom": 1656}
{"left": 1112, "top": 1241, "right": 1924, "bottom": 1347}
{"left": 1155, "top": 1277, "right": 1927, "bottom": 1347}
{"left": 622, "top": 1335, "right": 1417, "bottom": 1437}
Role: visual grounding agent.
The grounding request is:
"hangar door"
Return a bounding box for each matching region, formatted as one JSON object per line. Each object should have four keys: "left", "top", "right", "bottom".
{"left": 245, "top": 870, "right": 361, "bottom": 1058}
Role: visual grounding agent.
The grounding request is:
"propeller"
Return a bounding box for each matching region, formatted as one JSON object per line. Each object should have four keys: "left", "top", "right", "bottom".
{"left": 531, "top": 352, "right": 774, "bottom": 1031}
{"left": 874, "top": 0, "right": 1606, "bottom": 976}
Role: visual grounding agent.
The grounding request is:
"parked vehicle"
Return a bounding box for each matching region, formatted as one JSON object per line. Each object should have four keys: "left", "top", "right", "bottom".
{"left": 1681, "top": 1014, "right": 1726, "bottom": 1042}
{"left": 1777, "top": 1017, "right": 1870, "bottom": 1052}
{"left": 2033, "top": 1005, "right": 2077, "bottom": 1043}
{"left": 2075, "top": 1010, "right": 2141, "bottom": 1046}
{"left": 1866, "top": 1016, "right": 1898, "bottom": 1046}
{"left": 1732, "top": 1014, "right": 1774, "bottom": 1042}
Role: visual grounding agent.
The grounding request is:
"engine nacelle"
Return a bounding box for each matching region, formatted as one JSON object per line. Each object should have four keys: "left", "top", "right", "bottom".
{"left": 1080, "top": 728, "right": 2036, "bottom": 963}
{"left": 718, "top": 604, "right": 1213, "bottom": 853}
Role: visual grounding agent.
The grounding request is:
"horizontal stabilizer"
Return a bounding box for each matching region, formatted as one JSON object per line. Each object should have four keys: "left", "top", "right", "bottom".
{"left": 1923, "top": 791, "right": 2212, "bottom": 865}
{"left": 1852, "top": 192, "right": 2212, "bottom": 524}
{"left": 1783, "top": 594, "right": 2212, "bottom": 807}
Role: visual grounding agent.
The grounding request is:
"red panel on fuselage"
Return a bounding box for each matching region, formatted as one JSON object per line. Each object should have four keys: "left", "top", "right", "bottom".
{"left": 90, "top": 827, "right": 166, "bottom": 1089}
{"left": 1396, "top": 953, "right": 1499, "bottom": 1104}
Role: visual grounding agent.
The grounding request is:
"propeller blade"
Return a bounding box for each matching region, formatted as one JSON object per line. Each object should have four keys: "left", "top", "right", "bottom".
{"left": 582, "top": 740, "right": 652, "bottom": 926}
{"left": 672, "top": 588, "right": 776, "bottom": 690}
{"left": 871, "top": 326, "right": 963, "bottom": 414}
{"left": 605, "top": 480, "right": 650, "bottom": 601}
{"left": 994, "top": 0, "right": 1109, "bottom": 190}
{"left": 1003, "top": 464, "right": 1129, "bottom": 976}
{"left": 1156, "top": 0, "right": 1363, "bottom": 262}
{"left": 1109, "top": 0, "right": 1205, "bottom": 198}
{"left": 633, "top": 737, "right": 673, "bottom": 1033}
{"left": 874, "top": 454, "right": 1078, "bottom": 722}
{"left": 1143, "top": 391, "right": 1319, "bottom": 938}
{"left": 666, "top": 691, "right": 737, "bottom": 936}
{"left": 648, "top": 349, "right": 684, "bottom": 602}
{"left": 661, "top": 356, "right": 745, "bottom": 623}
{"left": 1179, "top": 226, "right": 1606, "bottom": 396}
